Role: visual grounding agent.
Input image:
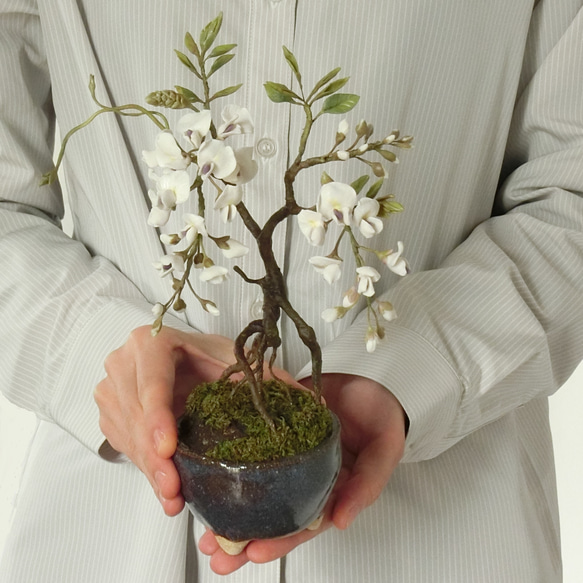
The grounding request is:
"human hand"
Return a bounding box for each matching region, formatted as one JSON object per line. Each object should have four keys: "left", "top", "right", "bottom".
{"left": 94, "top": 325, "right": 237, "bottom": 516}
{"left": 198, "top": 373, "right": 407, "bottom": 575}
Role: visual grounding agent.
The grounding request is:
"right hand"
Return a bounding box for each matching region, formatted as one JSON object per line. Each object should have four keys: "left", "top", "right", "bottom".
{"left": 94, "top": 325, "right": 237, "bottom": 516}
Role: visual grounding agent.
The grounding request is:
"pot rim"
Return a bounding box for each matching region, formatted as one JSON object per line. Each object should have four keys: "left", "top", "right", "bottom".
{"left": 174, "top": 409, "right": 341, "bottom": 470}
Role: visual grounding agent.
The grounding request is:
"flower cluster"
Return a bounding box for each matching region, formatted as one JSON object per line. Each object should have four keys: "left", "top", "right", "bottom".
{"left": 297, "top": 118, "right": 411, "bottom": 352}
{"left": 143, "top": 104, "right": 258, "bottom": 324}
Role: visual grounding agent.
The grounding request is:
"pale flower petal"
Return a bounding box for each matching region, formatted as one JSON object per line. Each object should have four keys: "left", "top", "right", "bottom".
{"left": 143, "top": 131, "right": 189, "bottom": 170}
{"left": 297, "top": 210, "right": 326, "bottom": 246}
{"left": 356, "top": 266, "right": 381, "bottom": 297}
{"left": 365, "top": 328, "right": 380, "bottom": 353}
{"left": 176, "top": 110, "right": 212, "bottom": 149}
{"left": 381, "top": 241, "right": 409, "bottom": 276}
{"left": 377, "top": 300, "right": 397, "bottom": 321}
{"left": 214, "top": 185, "right": 243, "bottom": 222}
{"left": 197, "top": 138, "right": 238, "bottom": 180}
{"left": 220, "top": 238, "right": 249, "bottom": 259}
{"left": 148, "top": 206, "right": 171, "bottom": 227}
{"left": 317, "top": 182, "right": 357, "bottom": 225}
{"left": 308, "top": 256, "right": 342, "bottom": 285}
{"left": 222, "top": 147, "right": 258, "bottom": 185}
{"left": 342, "top": 286, "right": 359, "bottom": 309}
{"left": 217, "top": 105, "right": 254, "bottom": 138}
{"left": 321, "top": 307, "right": 341, "bottom": 323}
{"left": 200, "top": 265, "right": 229, "bottom": 285}
{"left": 181, "top": 213, "right": 207, "bottom": 245}
{"left": 354, "top": 198, "right": 383, "bottom": 239}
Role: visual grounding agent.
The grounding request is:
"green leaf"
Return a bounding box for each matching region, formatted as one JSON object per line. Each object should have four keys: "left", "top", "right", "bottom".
{"left": 184, "top": 32, "right": 200, "bottom": 58}
{"left": 308, "top": 67, "right": 341, "bottom": 101}
{"left": 282, "top": 46, "right": 302, "bottom": 86}
{"left": 210, "top": 83, "right": 243, "bottom": 101}
{"left": 200, "top": 12, "right": 223, "bottom": 54}
{"left": 350, "top": 175, "right": 370, "bottom": 194}
{"left": 311, "top": 77, "right": 350, "bottom": 102}
{"left": 263, "top": 81, "right": 300, "bottom": 103}
{"left": 378, "top": 149, "right": 397, "bottom": 162}
{"left": 208, "top": 53, "right": 235, "bottom": 76}
{"left": 174, "top": 50, "right": 200, "bottom": 77}
{"left": 365, "top": 178, "right": 385, "bottom": 199}
{"left": 209, "top": 43, "right": 237, "bottom": 58}
{"left": 175, "top": 85, "right": 202, "bottom": 103}
{"left": 321, "top": 93, "right": 360, "bottom": 114}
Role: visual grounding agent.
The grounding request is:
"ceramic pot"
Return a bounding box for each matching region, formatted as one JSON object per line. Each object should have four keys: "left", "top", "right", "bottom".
{"left": 173, "top": 412, "right": 342, "bottom": 542}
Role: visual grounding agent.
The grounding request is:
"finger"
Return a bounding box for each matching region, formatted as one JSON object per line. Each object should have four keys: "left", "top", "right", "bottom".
{"left": 333, "top": 431, "right": 400, "bottom": 530}
{"left": 199, "top": 531, "right": 251, "bottom": 575}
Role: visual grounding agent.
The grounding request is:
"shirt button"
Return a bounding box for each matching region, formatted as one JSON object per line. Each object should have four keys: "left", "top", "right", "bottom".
{"left": 256, "top": 138, "right": 277, "bottom": 158}
{"left": 250, "top": 297, "right": 263, "bottom": 320}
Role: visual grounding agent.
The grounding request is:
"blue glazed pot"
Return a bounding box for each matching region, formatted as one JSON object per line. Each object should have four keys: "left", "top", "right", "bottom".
{"left": 173, "top": 412, "right": 342, "bottom": 542}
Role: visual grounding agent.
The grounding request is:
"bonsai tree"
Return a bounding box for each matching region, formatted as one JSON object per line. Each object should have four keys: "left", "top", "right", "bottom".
{"left": 43, "top": 12, "right": 412, "bottom": 456}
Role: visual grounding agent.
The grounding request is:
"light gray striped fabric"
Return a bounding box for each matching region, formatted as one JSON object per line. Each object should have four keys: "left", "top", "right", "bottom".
{"left": 1, "top": 1, "right": 582, "bottom": 581}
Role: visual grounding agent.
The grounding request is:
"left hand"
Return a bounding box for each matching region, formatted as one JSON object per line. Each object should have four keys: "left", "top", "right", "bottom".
{"left": 198, "top": 373, "right": 407, "bottom": 575}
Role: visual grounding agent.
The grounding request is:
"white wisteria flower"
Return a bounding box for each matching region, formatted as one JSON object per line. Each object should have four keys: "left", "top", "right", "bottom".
{"left": 321, "top": 306, "right": 344, "bottom": 323}
{"left": 317, "top": 181, "right": 357, "bottom": 225}
{"left": 181, "top": 213, "right": 207, "bottom": 245}
{"left": 197, "top": 138, "right": 238, "bottom": 180}
{"left": 356, "top": 265, "right": 381, "bottom": 297}
{"left": 153, "top": 253, "right": 185, "bottom": 277}
{"left": 147, "top": 170, "right": 191, "bottom": 227}
{"left": 337, "top": 119, "right": 349, "bottom": 138}
{"left": 152, "top": 302, "right": 165, "bottom": 317}
{"left": 200, "top": 264, "right": 229, "bottom": 285}
{"left": 354, "top": 197, "right": 384, "bottom": 238}
{"left": 143, "top": 131, "right": 190, "bottom": 170}
{"left": 219, "top": 238, "right": 249, "bottom": 259}
{"left": 380, "top": 241, "right": 409, "bottom": 276}
{"left": 214, "top": 184, "right": 243, "bottom": 222}
{"left": 217, "top": 105, "right": 254, "bottom": 138}
{"left": 297, "top": 209, "right": 326, "bottom": 246}
{"left": 342, "top": 286, "right": 359, "bottom": 309}
{"left": 308, "top": 256, "right": 342, "bottom": 285}
{"left": 377, "top": 300, "right": 397, "bottom": 321}
{"left": 222, "top": 147, "right": 258, "bottom": 185}
{"left": 176, "top": 110, "right": 212, "bottom": 149}
{"left": 365, "top": 327, "right": 380, "bottom": 353}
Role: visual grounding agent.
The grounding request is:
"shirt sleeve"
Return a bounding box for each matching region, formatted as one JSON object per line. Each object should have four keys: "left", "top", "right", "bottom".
{"left": 0, "top": 5, "right": 196, "bottom": 457}
{"left": 312, "top": 5, "right": 583, "bottom": 463}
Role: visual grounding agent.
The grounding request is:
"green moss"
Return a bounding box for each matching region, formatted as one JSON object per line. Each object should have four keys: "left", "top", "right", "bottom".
{"left": 183, "top": 379, "right": 333, "bottom": 463}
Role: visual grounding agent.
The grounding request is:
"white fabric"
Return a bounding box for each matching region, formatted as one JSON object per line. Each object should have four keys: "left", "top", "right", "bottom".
{"left": 1, "top": 0, "right": 582, "bottom": 581}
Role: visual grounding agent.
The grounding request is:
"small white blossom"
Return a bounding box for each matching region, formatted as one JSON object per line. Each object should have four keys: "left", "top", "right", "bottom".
{"left": 214, "top": 184, "right": 243, "bottom": 222}
{"left": 337, "top": 119, "right": 349, "bottom": 137}
{"left": 365, "top": 327, "right": 380, "bottom": 353}
{"left": 203, "top": 300, "right": 220, "bottom": 316}
{"left": 153, "top": 254, "right": 185, "bottom": 277}
{"left": 377, "top": 300, "right": 397, "bottom": 321}
{"left": 220, "top": 238, "right": 249, "bottom": 259}
{"left": 149, "top": 169, "right": 191, "bottom": 205}
{"left": 200, "top": 264, "right": 229, "bottom": 285}
{"left": 356, "top": 265, "right": 381, "bottom": 297}
{"left": 317, "top": 182, "right": 357, "bottom": 225}
{"left": 214, "top": 186, "right": 239, "bottom": 221}
{"left": 217, "top": 105, "right": 254, "bottom": 138}
{"left": 176, "top": 110, "right": 212, "bottom": 149}
{"left": 197, "top": 138, "right": 238, "bottom": 180}
{"left": 342, "top": 286, "right": 359, "bottom": 309}
{"left": 181, "top": 213, "right": 207, "bottom": 245}
{"left": 308, "top": 256, "right": 342, "bottom": 285}
{"left": 147, "top": 203, "right": 171, "bottom": 227}
{"left": 222, "top": 147, "right": 258, "bottom": 185}
{"left": 336, "top": 150, "right": 350, "bottom": 161}
{"left": 143, "top": 131, "right": 189, "bottom": 170}
{"left": 152, "top": 303, "right": 164, "bottom": 317}
{"left": 381, "top": 241, "right": 409, "bottom": 276}
{"left": 297, "top": 209, "right": 326, "bottom": 246}
{"left": 357, "top": 144, "right": 369, "bottom": 154}
{"left": 354, "top": 198, "right": 384, "bottom": 239}
{"left": 321, "top": 307, "right": 342, "bottom": 323}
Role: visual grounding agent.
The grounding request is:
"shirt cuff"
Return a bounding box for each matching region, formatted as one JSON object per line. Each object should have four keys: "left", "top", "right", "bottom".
{"left": 298, "top": 323, "right": 465, "bottom": 463}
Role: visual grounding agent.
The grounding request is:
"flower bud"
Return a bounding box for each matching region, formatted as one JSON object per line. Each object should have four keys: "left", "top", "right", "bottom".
{"left": 146, "top": 90, "right": 190, "bottom": 109}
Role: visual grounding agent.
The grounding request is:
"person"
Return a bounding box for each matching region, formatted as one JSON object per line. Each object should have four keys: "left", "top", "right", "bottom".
{"left": 1, "top": 1, "right": 582, "bottom": 581}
